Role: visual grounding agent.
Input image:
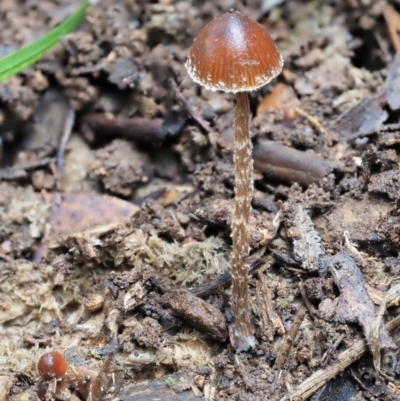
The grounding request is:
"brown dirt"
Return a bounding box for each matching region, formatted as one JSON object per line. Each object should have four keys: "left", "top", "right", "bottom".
{"left": 1, "top": 1, "right": 400, "bottom": 401}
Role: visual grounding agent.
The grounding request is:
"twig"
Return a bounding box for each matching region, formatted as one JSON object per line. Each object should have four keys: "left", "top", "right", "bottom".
{"left": 158, "top": 256, "right": 266, "bottom": 302}
{"left": 275, "top": 306, "right": 306, "bottom": 371}
{"left": 84, "top": 113, "right": 170, "bottom": 143}
{"left": 253, "top": 139, "right": 335, "bottom": 187}
{"left": 320, "top": 333, "right": 345, "bottom": 364}
{"left": 257, "top": 272, "right": 285, "bottom": 335}
{"left": 56, "top": 107, "right": 75, "bottom": 191}
{"left": 22, "top": 334, "right": 51, "bottom": 347}
{"left": 190, "top": 253, "right": 268, "bottom": 298}
{"left": 383, "top": 5, "right": 400, "bottom": 53}
{"left": 0, "top": 157, "right": 56, "bottom": 181}
{"left": 279, "top": 315, "right": 400, "bottom": 401}
{"left": 168, "top": 77, "right": 212, "bottom": 134}
{"left": 298, "top": 281, "right": 318, "bottom": 319}
{"left": 349, "top": 368, "right": 368, "bottom": 391}
{"left": 295, "top": 107, "right": 332, "bottom": 147}
{"left": 256, "top": 283, "right": 272, "bottom": 341}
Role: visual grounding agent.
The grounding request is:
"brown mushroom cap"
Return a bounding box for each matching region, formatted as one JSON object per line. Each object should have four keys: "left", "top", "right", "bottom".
{"left": 185, "top": 10, "right": 283, "bottom": 93}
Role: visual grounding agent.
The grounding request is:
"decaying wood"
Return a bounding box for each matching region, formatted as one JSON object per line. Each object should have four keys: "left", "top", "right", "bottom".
{"left": 90, "top": 356, "right": 124, "bottom": 400}
{"left": 285, "top": 203, "right": 324, "bottom": 272}
{"left": 56, "top": 107, "right": 75, "bottom": 191}
{"left": 256, "top": 272, "right": 285, "bottom": 336}
{"left": 84, "top": 113, "right": 167, "bottom": 143}
{"left": 119, "top": 372, "right": 204, "bottom": 401}
{"left": 275, "top": 306, "right": 306, "bottom": 371}
{"left": 339, "top": 51, "right": 400, "bottom": 140}
{"left": 279, "top": 315, "right": 400, "bottom": 401}
{"left": 0, "top": 158, "right": 55, "bottom": 181}
{"left": 383, "top": 4, "right": 400, "bottom": 53}
{"left": 154, "top": 254, "right": 267, "bottom": 338}
{"left": 168, "top": 289, "right": 227, "bottom": 342}
{"left": 371, "top": 283, "right": 400, "bottom": 373}
{"left": 298, "top": 281, "right": 318, "bottom": 319}
{"left": 256, "top": 283, "right": 272, "bottom": 341}
{"left": 338, "top": 93, "right": 387, "bottom": 139}
{"left": 286, "top": 203, "right": 395, "bottom": 351}
{"left": 329, "top": 251, "right": 395, "bottom": 350}
{"left": 253, "top": 140, "right": 334, "bottom": 187}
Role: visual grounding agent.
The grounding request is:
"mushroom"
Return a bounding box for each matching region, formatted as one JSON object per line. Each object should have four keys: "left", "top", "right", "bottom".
{"left": 37, "top": 351, "right": 97, "bottom": 400}
{"left": 185, "top": 10, "right": 283, "bottom": 352}
{"left": 38, "top": 351, "right": 69, "bottom": 381}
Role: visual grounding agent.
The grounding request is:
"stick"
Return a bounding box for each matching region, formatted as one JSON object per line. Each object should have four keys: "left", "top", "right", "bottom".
{"left": 257, "top": 272, "right": 286, "bottom": 335}
{"left": 279, "top": 315, "right": 400, "bottom": 401}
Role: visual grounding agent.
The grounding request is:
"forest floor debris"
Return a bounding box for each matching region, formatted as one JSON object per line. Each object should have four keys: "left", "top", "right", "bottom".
{"left": 2, "top": 1, "right": 400, "bottom": 401}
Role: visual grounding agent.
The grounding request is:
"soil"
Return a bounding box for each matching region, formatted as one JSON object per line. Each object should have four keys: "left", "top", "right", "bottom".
{"left": 1, "top": 0, "right": 400, "bottom": 401}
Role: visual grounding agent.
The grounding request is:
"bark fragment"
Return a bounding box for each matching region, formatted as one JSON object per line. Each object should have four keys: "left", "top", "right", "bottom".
{"left": 168, "top": 289, "right": 227, "bottom": 342}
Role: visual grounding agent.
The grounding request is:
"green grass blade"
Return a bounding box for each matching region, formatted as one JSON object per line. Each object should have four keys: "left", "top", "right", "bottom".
{"left": 0, "top": 0, "right": 91, "bottom": 82}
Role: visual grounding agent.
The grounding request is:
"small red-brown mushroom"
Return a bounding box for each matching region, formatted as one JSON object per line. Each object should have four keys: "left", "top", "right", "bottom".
{"left": 185, "top": 10, "right": 283, "bottom": 352}
{"left": 37, "top": 351, "right": 98, "bottom": 400}
{"left": 38, "top": 351, "right": 69, "bottom": 381}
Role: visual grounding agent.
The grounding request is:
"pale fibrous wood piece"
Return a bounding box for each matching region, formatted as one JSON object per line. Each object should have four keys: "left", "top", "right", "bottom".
{"left": 279, "top": 315, "right": 400, "bottom": 401}
{"left": 257, "top": 272, "right": 286, "bottom": 335}
{"left": 275, "top": 307, "right": 306, "bottom": 371}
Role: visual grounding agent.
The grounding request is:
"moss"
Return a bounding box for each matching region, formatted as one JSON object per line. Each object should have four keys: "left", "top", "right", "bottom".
{"left": 165, "top": 376, "right": 176, "bottom": 388}
{"left": 276, "top": 295, "right": 295, "bottom": 311}
{"left": 117, "top": 231, "right": 231, "bottom": 286}
{"left": 0, "top": 183, "right": 49, "bottom": 239}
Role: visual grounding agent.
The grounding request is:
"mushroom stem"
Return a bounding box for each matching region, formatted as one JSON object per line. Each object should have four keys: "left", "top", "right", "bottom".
{"left": 231, "top": 91, "right": 256, "bottom": 351}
